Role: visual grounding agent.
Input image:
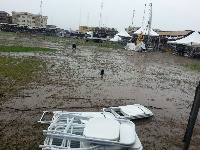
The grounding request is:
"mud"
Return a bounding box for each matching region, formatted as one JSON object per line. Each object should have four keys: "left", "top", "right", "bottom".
{"left": 0, "top": 35, "right": 200, "bottom": 149}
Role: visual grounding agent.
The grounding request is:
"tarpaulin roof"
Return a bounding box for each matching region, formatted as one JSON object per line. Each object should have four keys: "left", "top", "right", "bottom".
{"left": 110, "top": 35, "right": 122, "bottom": 42}
{"left": 117, "top": 29, "right": 131, "bottom": 37}
{"left": 134, "top": 27, "right": 159, "bottom": 36}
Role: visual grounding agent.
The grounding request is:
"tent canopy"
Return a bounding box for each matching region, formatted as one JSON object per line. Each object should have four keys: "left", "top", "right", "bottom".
{"left": 117, "top": 29, "right": 131, "bottom": 37}
{"left": 167, "top": 31, "right": 200, "bottom": 46}
{"left": 134, "top": 27, "right": 159, "bottom": 37}
{"left": 110, "top": 35, "right": 122, "bottom": 42}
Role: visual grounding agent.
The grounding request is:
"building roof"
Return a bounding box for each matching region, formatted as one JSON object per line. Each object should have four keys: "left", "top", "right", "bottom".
{"left": 0, "top": 11, "right": 8, "bottom": 14}
{"left": 156, "top": 30, "right": 192, "bottom": 36}
{"left": 168, "top": 31, "right": 200, "bottom": 45}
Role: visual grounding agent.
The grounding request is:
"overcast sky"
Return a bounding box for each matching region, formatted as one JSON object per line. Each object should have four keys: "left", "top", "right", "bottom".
{"left": 1, "top": 0, "right": 200, "bottom": 31}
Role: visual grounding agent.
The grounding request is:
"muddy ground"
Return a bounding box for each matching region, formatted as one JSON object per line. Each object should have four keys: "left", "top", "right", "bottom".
{"left": 0, "top": 34, "right": 200, "bottom": 149}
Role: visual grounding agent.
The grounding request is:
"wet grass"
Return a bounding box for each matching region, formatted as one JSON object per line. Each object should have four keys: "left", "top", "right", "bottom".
{"left": 0, "top": 57, "right": 45, "bottom": 103}
{"left": 0, "top": 31, "right": 17, "bottom": 35}
{"left": 181, "top": 64, "right": 200, "bottom": 71}
{"left": 0, "top": 31, "right": 124, "bottom": 50}
{"left": 0, "top": 46, "right": 55, "bottom": 52}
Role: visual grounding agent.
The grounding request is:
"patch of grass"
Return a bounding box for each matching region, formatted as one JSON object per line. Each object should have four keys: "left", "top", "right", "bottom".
{"left": 0, "top": 57, "right": 45, "bottom": 103}
{"left": 181, "top": 64, "right": 200, "bottom": 71}
{"left": 0, "top": 46, "right": 55, "bottom": 52}
{"left": 0, "top": 57, "right": 41, "bottom": 80}
{"left": 0, "top": 31, "right": 17, "bottom": 35}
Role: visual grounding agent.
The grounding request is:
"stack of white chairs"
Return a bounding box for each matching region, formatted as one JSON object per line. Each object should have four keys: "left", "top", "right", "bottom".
{"left": 39, "top": 104, "right": 153, "bottom": 150}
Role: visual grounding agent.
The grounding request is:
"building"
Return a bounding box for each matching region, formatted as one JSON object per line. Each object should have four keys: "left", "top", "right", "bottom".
{"left": 79, "top": 26, "right": 118, "bottom": 38}
{"left": 46, "top": 25, "right": 57, "bottom": 29}
{"left": 79, "top": 26, "right": 95, "bottom": 33}
{"left": 12, "top": 11, "right": 48, "bottom": 28}
{"left": 0, "top": 11, "right": 12, "bottom": 24}
{"left": 94, "top": 27, "right": 118, "bottom": 38}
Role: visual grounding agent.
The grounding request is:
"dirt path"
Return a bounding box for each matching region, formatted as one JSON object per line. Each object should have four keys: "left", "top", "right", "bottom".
{"left": 0, "top": 36, "right": 200, "bottom": 149}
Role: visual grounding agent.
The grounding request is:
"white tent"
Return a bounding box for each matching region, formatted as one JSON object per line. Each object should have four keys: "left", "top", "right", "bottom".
{"left": 117, "top": 29, "right": 131, "bottom": 37}
{"left": 167, "top": 31, "right": 200, "bottom": 46}
{"left": 110, "top": 35, "right": 122, "bottom": 42}
{"left": 134, "top": 27, "right": 159, "bottom": 36}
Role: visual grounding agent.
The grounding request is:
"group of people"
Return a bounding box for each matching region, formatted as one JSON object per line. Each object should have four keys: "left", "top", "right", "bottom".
{"left": 171, "top": 44, "right": 198, "bottom": 58}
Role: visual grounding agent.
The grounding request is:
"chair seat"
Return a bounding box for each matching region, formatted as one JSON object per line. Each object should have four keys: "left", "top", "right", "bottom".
{"left": 120, "top": 105, "right": 145, "bottom": 116}
{"left": 84, "top": 118, "right": 120, "bottom": 141}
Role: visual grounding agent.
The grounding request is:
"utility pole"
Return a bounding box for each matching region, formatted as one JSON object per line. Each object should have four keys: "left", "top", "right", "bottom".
{"left": 79, "top": 3, "right": 82, "bottom": 27}
{"left": 142, "top": 4, "right": 146, "bottom": 29}
{"left": 183, "top": 81, "right": 200, "bottom": 150}
{"left": 39, "top": 1, "right": 43, "bottom": 28}
{"left": 147, "top": 3, "right": 152, "bottom": 50}
{"left": 99, "top": 0, "right": 104, "bottom": 27}
{"left": 147, "top": 3, "right": 152, "bottom": 39}
{"left": 39, "top": 1, "right": 42, "bottom": 15}
{"left": 131, "top": 10, "right": 135, "bottom": 27}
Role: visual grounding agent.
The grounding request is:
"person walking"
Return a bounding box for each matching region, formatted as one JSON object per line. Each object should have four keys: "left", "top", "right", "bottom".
{"left": 100, "top": 69, "right": 104, "bottom": 79}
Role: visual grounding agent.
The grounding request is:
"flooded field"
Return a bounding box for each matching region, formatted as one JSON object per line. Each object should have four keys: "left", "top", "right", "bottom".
{"left": 0, "top": 33, "right": 200, "bottom": 149}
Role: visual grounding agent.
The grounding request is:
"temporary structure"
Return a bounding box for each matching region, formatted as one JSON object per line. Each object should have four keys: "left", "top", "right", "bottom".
{"left": 134, "top": 27, "right": 159, "bottom": 37}
{"left": 117, "top": 29, "right": 132, "bottom": 38}
{"left": 167, "top": 31, "right": 200, "bottom": 46}
{"left": 110, "top": 29, "right": 131, "bottom": 42}
{"left": 110, "top": 35, "right": 122, "bottom": 42}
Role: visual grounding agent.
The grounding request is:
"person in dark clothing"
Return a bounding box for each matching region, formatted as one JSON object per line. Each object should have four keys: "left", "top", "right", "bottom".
{"left": 72, "top": 43, "right": 76, "bottom": 49}
{"left": 182, "top": 46, "right": 186, "bottom": 56}
{"left": 100, "top": 69, "right": 104, "bottom": 79}
{"left": 100, "top": 69, "right": 104, "bottom": 76}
